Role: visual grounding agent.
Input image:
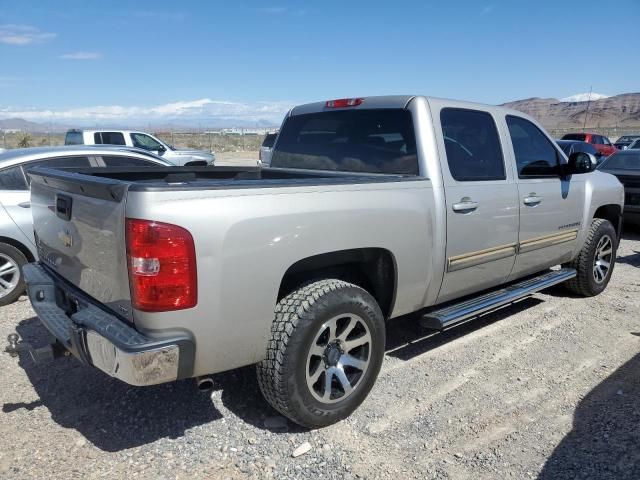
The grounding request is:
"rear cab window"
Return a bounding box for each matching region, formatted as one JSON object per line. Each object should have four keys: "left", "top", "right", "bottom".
{"left": 65, "top": 131, "right": 84, "bottom": 145}
{"left": 271, "top": 109, "right": 418, "bottom": 175}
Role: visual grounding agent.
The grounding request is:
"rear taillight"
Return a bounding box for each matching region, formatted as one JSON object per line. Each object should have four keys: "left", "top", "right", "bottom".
{"left": 325, "top": 98, "right": 364, "bottom": 108}
{"left": 125, "top": 218, "right": 197, "bottom": 312}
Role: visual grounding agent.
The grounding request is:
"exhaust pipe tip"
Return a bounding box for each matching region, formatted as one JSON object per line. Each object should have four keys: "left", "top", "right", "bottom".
{"left": 196, "top": 376, "right": 214, "bottom": 392}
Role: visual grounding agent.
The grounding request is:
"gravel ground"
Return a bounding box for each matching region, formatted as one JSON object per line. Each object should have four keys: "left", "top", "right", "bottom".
{"left": 1, "top": 230, "right": 639, "bottom": 480}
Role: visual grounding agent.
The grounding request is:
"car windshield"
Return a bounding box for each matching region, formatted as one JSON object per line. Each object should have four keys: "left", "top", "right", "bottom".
{"left": 600, "top": 152, "right": 640, "bottom": 170}
{"left": 271, "top": 109, "right": 418, "bottom": 175}
{"left": 617, "top": 135, "right": 640, "bottom": 143}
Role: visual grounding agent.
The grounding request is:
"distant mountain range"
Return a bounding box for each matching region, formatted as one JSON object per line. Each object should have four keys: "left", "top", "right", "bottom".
{"left": 2, "top": 93, "right": 639, "bottom": 133}
{"left": 502, "top": 93, "right": 640, "bottom": 129}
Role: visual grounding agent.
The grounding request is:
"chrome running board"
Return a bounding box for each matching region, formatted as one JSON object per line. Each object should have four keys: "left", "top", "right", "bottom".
{"left": 420, "top": 268, "right": 576, "bottom": 330}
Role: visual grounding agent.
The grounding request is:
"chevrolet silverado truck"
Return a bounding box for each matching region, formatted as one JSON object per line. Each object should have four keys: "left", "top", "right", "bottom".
{"left": 14, "top": 96, "right": 623, "bottom": 428}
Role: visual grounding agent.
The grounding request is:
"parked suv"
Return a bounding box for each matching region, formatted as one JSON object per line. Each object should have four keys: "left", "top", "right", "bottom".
{"left": 65, "top": 129, "right": 215, "bottom": 166}
{"left": 561, "top": 133, "right": 617, "bottom": 157}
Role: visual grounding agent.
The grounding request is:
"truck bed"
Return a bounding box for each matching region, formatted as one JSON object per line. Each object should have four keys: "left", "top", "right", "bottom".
{"left": 28, "top": 165, "right": 417, "bottom": 196}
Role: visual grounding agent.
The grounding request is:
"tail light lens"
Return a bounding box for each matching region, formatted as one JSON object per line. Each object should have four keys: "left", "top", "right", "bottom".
{"left": 125, "top": 218, "right": 197, "bottom": 312}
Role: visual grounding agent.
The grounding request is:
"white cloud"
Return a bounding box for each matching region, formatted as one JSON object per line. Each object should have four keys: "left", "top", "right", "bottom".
{"left": 0, "top": 24, "right": 56, "bottom": 45}
{"left": 60, "top": 51, "right": 102, "bottom": 60}
{"left": 0, "top": 98, "right": 294, "bottom": 126}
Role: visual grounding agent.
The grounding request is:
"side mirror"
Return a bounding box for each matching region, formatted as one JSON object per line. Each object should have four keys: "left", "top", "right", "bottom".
{"left": 566, "top": 151, "right": 597, "bottom": 174}
{"left": 156, "top": 146, "right": 166, "bottom": 155}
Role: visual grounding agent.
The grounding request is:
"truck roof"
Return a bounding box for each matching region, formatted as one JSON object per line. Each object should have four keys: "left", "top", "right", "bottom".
{"left": 288, "top": 95, "right": 536, "bottom": 122}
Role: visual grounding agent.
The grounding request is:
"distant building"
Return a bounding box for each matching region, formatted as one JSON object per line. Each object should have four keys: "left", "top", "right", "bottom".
{"left": 0, "top": 128, "right": 22, "bottom": 134}
{"left": 219, "top": 127, "right": 278, "bottom": 136}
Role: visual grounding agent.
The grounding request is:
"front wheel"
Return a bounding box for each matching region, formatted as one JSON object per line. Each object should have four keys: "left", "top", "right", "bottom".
{"left": 257, "top": 279, "right": 385, "bottom": 428}
{"left": 564, "top": 218, "right": 617, "bottom": 296}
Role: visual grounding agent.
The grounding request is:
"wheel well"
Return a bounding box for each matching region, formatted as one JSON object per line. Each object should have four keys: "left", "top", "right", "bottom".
{"left": 0, "top": 236, "right": 35, "bottom": 262}
{"left": 593, "top": 205, "right": 622, "bottom": 237}
{"left": 278, "top": 248, "right": 397, "bottom": 319}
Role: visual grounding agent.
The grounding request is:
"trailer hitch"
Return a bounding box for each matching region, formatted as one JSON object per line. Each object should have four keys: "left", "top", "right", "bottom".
{"left": 5, "top": 333, "right": 68, "bottom": 363}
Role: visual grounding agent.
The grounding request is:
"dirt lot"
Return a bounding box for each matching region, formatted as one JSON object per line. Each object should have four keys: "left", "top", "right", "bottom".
{"left": 1, "top": 231, "right": 639, "bottom": 480}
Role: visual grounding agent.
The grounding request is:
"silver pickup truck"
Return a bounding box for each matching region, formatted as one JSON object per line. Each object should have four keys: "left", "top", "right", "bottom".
{"left": 16, "top": 95, "right": 623, "bottom": 428}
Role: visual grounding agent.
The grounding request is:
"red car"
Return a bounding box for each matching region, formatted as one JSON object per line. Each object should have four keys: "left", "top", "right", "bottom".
{"left": 561, "top": 133, "right": 618, "bottom": 157}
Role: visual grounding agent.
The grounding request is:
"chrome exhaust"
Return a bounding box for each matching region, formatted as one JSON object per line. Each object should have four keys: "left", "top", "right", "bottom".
{"left": 195, "top": 376, "right": 214, "bottom": 392}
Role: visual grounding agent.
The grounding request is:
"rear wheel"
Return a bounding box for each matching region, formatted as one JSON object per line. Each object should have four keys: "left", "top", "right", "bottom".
{"left": 0, "top": 243, "right": 27, "bottom": 306}
{"left": 564, "top": 218, "right": 617, "bottom": 296}
{"left": 257, "top": 279, "right": 385, "bottom": 428}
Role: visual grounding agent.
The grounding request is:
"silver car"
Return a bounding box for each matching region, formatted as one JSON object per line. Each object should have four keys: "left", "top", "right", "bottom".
{"left": 0, "top": 146, "right": 173, "bottom": 305}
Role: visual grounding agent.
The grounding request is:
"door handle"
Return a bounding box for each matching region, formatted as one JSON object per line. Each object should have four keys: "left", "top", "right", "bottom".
{"left": 452, "top": 198, "right": 479, "bottom": 213}
{"left": 18, "top": 201, "right": 31, "bottom": 208}
{"left": 523, "top": 194, "right": 541, "bottom": 206}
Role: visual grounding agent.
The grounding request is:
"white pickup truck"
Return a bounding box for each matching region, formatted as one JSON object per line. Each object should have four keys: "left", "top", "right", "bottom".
{"left": 15, "top": 96, "right": 623, "bottom": 428}
{"left": 64, "top": 129, "right": 215, "bottom": 166}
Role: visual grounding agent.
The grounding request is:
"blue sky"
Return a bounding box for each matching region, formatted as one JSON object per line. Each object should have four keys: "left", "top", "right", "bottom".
{"left": 0, "top": 0, "right": 638, "bottom": 126}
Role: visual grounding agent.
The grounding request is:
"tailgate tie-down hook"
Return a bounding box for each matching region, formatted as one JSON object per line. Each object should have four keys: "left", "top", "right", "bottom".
{"left": 5, "top": 333, "right": 68, "bottom": 363}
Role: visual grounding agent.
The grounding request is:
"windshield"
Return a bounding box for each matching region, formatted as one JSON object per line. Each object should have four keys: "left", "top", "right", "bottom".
{"left": 600, "top": 152, "right": 640, "bottom": 170}
{"left": 271, "top": 109, "right": 418, "bottom": 175}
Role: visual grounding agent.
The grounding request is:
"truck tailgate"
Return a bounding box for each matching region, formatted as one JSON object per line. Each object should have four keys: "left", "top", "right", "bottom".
{"left": 29, "top": 168, "right": 132, "bottom": 317}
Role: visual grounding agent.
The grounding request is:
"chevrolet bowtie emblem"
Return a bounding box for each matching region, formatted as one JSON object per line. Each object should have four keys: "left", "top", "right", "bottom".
{"left": 58, "top": 230, "right": 73, "bottom": 248}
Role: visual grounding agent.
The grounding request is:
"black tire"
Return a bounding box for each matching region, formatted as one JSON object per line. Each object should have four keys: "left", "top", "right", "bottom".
{"left": 0, "top": 242, "right": 28, "bottom": 306}
{"left": 257, "top": 279, "right": 385, "bottom": 428}
{"left": 564, "top": 218, "right": 617, "bottom": 296}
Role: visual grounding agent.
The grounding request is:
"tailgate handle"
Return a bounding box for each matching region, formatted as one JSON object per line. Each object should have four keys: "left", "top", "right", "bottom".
{"left": 55, "top": 195, "right": 73, "bottom": 221}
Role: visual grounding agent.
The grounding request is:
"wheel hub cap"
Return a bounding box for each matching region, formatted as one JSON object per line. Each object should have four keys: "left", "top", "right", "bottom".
{"left": 305, "top": 314, "right": 372, "bottom": 404}
{"left": 593, "top": 234, "right": 613, "bottom": 284}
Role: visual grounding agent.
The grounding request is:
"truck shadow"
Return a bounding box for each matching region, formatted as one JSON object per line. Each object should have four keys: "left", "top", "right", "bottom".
{"left": 5, "top": 316, "right": 225, "bottom": 452}
{"left": 385, "top": 297, "right": 544, "bottom": 360}
{"left": 538, "top": 350, "right": 640, "bottom": 479}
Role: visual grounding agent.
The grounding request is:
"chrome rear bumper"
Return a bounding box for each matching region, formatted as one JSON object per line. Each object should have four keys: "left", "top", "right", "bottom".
{"left": 23, "top": 263, "right": 194, "bottom": 386}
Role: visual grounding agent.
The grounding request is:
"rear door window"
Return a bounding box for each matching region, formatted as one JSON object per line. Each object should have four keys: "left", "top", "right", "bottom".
{"left": 562, "top": 133, "right": 586, "bottom": 141}
{"left": 100, "top": 155, "right": 159, "bottom": 167}
{"left": 0, "top": 166, "right": 28, "bottom": 190}
{"left": 441, "top": 108, "right": 505, "bottom": 181}
{"left": 271, "top": 109, "right": 418, "bottom": 174}
{"left": 506, "top": 116, "right": 560, "bottom": 178}
{"left": 94, "top": 132, "right": 126, "bottom": 145}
